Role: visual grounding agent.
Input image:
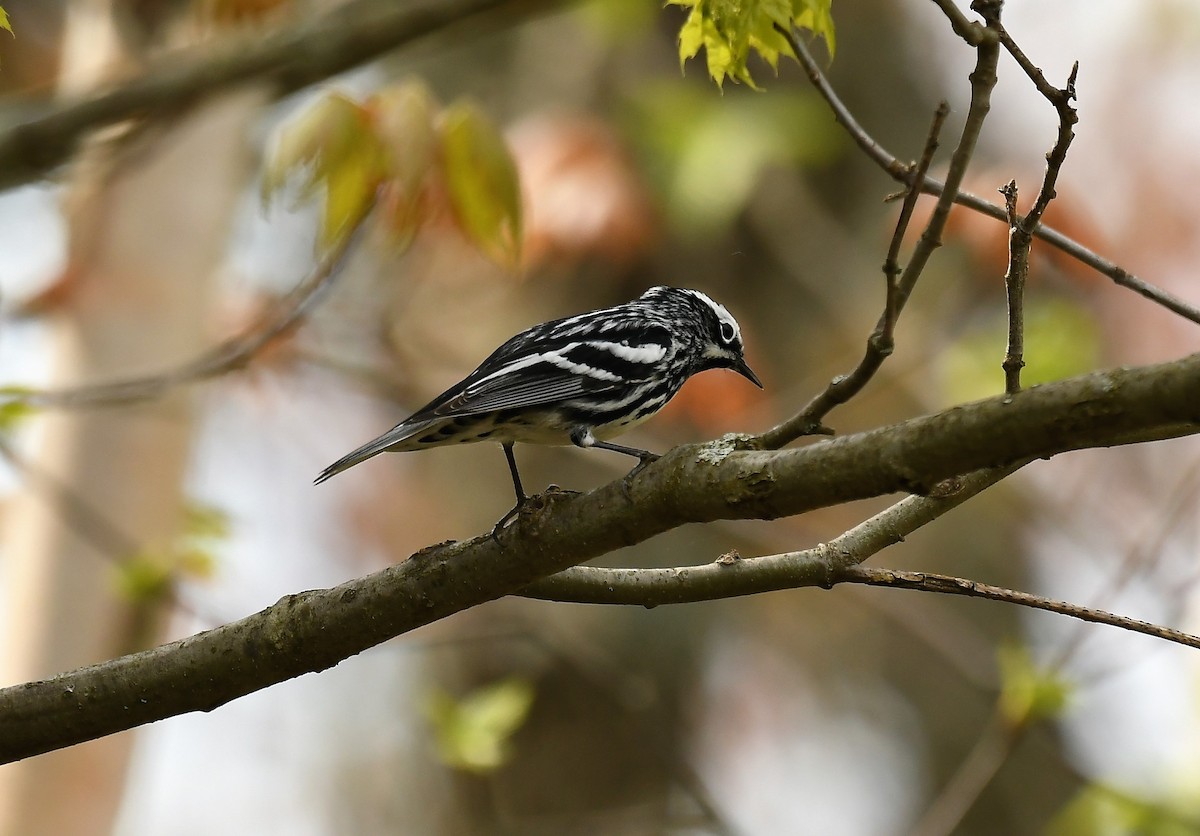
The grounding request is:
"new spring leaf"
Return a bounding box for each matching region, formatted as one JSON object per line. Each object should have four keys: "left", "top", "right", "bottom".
{"left": 671, "top": 0, "right": 836, "bottom": 89}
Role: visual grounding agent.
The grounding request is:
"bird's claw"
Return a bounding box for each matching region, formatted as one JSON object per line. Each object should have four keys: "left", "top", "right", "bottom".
{"left": 619, "top": 453, "right": 660, "bottom": 502}
{"left": 490, "top": 495, "right": 529, "bottom": 543}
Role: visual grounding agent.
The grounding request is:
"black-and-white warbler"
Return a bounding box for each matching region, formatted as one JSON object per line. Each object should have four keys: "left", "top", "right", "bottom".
{"left": 315, "top": 286, "right": 762, "bottom": 511}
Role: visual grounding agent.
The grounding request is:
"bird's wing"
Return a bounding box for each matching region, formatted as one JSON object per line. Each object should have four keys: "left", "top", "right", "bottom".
{"left": 431, "top": 352, "right": 615, "bottom": 416}
{"left": 423, "top": 324, "right": 674, "bottom": 418}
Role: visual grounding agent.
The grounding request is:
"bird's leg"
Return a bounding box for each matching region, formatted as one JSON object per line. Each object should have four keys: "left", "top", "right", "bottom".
{"left": 491, "top": 443, "right": 528, "bottom": 540}
{"left": 573, "top": 432, "right": 660, "bottom": 501}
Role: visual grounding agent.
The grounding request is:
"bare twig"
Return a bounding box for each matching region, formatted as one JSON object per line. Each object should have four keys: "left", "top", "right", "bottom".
{"left": 785, "top": 30, "right": 1200, "bottom": 326}
{"left": 999, "top": 179, "right": 1026, "bottom": 393}
{"left": 0, "top": 436, "right": 140, "bottom": 558}
{"left": 523, "top": 465, "right": 1023, "bottom": 605}
{"left": 909, "top": 9, "right": 1079, "bottom": 830}
{"left": 997, "top": 55, "right": 1079, "bottom": 395}
{"left": 839, "top": 567, "right": 1200, "bottom": 652}
{"left": 754, "top": 102, "right": 949, "bottom": 444}
{"left": 757, "top": 23, "right": 1000, "bottom": 449}
{"left": 908, "top": 706, "right": 1018, "bottom": 836}
{"left": 930, "top": 0, "right": 985, "bottom": 44}
{"left": 0, "top": 217, "right": 366, "bottom": 410}
{"left": 0, "top": 0, "right": 563, "bottom": 191}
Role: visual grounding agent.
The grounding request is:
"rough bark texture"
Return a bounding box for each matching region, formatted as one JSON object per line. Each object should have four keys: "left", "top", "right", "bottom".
{"left": 0, "top": 352, "right": 1196, "bottom": 764}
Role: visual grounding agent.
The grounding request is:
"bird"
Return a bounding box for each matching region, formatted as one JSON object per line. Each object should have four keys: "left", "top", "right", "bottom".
{"left": 315, "top": 286, "right": 762, "bottom": 521}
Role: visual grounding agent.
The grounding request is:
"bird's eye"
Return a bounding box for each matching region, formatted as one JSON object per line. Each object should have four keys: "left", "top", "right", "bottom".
{"left": 719, "top": 321, "right": 737, "bottom": 344}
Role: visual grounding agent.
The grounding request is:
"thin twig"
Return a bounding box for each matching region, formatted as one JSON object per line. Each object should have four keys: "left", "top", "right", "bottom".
{"left": 0, "top": 436, "right": 140, "bottom": 558}
{"left": 999, "top": 54, "right": 1078, "bottom": 393}
{"left": 785, "top": 30, "right": 1200, "bottom": 326}
{"left": 930, "top": 0, "right": 985, "bottom": 44}
{"left": 757, "top": 24, "right": 1000, "bottom": 449}
{"left": 522, "top": 464, "right": 1025, "bottom": 605}
{"left": 999, "top": 179, "right": 1026, "bottom": 393}
{"left": 909, "top": 8, "right": 1071, "bottom": 830}
{"left": 907, "top": 706, "right": 1018, "bottom": 836}
{"left": 754, "top": 102, "right": 949, "bottom": 441}
{"left": 755, "top": 102, "right": 949, "bottom": 443}
{"left": 1, "top": 215, "right": 366, "bottom": 410}
{"left": 838, "top": 567, "right": 1200, "bottom": 652}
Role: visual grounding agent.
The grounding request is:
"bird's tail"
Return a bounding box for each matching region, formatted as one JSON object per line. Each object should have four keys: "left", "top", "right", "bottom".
{"left": 314, "top": 420, "right": 430, "bottom": 484}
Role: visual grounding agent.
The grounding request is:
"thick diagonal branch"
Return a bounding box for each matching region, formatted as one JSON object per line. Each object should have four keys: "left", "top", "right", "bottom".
{"left": 0, "top": 353, "right": 1196, "bottom": 763}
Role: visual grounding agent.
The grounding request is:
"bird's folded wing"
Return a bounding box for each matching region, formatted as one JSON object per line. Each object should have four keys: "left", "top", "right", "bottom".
{"left": 433, "top": 358, "right": 612, "bottom": 416}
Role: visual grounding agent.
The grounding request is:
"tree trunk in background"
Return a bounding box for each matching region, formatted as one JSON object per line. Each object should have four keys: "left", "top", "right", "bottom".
{"left": 0, "top": 2, "right": 264, "bottom": 832}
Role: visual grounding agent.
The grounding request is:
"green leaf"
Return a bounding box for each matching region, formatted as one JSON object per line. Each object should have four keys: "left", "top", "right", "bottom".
{"left": 0, "top": 398, "right": 37, "bottom": 434}
{"left": 262, "top": 92, "right": 383, "bottom": 251}
{"left": 369, "top": 82, "right": 439, "bottom": 246}
{"left": 1049, "top": 784, "right": 1200, "bottom": 836}
{"left": 425, "top": 677, "right": 536, "bottom": 773}
{"left": 0, "top": 7, "right": 11, "bottom": 35}
{"left": 669, "top": 0, "right": 836, "bottom": 88}
{"left": 440, "top": 100, "right": 523, "bottom": 268}
{"left": 998, "top": 642, "right": 1072, "bottom": 727}
{"left": 183, "top": 503, "right": 230, "bottom": 541}
{"left": 114, "top": 553, "right": 175, "bottom": 603}
{"left": 795, "top": 0, "right": 835, "bottom": 58}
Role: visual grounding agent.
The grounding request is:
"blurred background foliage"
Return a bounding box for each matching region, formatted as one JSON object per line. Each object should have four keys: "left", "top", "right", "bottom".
{"left": 0, "top": 0, "right": 1198, "bottom": 834}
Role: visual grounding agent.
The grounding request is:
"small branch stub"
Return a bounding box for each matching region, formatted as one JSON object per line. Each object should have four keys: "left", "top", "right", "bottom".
{"left": 999, "top": 179, "right": 1027, "bottom": 395}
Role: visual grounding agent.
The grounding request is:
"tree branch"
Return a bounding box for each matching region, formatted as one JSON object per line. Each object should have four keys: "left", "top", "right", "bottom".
{"left": 758, "top": 22, "right": 1000, "bottom": 449}
{"left": 0, "top": 354, "right": 1197, "bottom": 762}
{"left": 999, "top": 179, "right": 1027, "bottom": 393}
{"left": 754, "top": 100, "right": 948, "bottom": 444}
{"left": 785, "top": 28, "right": 1200, "bottom": 327}
{"left": 523, "top": 464, "right": 1023, "bottom": 605}
{"left": 1, "top": 213, "right": 365, "bottom": 410}
{"left": 0, "top": 0, "right": 562, "bottom": 191}
{"left": 839, "top": 567, "right": 1200, "bottom": 651}
{"left": 999, "top": 51, "right": 1079, "bottom": 395}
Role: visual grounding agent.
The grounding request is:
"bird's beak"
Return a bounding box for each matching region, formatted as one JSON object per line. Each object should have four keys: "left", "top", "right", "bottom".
{"left": 732, "top": 356, "right": 764, "bottom": 389}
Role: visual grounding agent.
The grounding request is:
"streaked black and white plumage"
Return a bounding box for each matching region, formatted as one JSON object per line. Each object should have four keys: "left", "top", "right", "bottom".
{"left": 315, "top": 286, "right": 762, "bottom": 508}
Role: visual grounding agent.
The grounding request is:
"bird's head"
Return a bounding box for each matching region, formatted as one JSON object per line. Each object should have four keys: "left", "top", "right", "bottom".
{"left": 641, "top": 286, "right": 763, "bottom": 388}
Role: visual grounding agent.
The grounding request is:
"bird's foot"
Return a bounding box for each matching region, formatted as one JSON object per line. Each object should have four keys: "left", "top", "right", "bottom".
{"left": 491, "top": 494, "right": 529, "bottom": 542}
{"left": 619, "top": 452, "right": 660, "bottom": 502}
{"left": 490, "top": 486, "right": 582, "bottom": 542}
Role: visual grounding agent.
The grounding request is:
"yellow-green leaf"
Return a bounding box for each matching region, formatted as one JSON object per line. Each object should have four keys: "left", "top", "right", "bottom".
{"left": 669, "top": 0, "right": 836, "bottom": 88}
{"left": 317, "top": 141, "right": 382, "bottom": 250}
{"left": 184, "top": 503, "right": 230, "bottom": 541}
{"left": 0, "top": 398, "right": 37, "bottom": 434}
{"left": 114, "top": 554, "right": 175, "bottom": 603}
{"left": 1049, "top": 784, "right": 1200, "bottom": 836}
{"left": 0, "top": 7, "right": 11, "bottom": 35}
{"left": 262, "top": 92, "right": 364, "bottom": 203}
{"left": 440, "top": 101, "right": 523, "bottom": 267}
{"left": 425, "top": 677, "right": 535, "bottom": 773}
{"left": 998, "top": 642, "right": 1072, "bottom": 727}
{"left": 795, "top": 0, "right": 835, "bottom": 58}
{"left": 371, "top": 82, "right": 438, "bottom": 191}
{"left": 262, "top": 92, "right": 383, "bottom": 250}
{"left": 369, "top": 82, "right": 439, "bottom": 245}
